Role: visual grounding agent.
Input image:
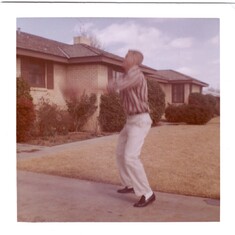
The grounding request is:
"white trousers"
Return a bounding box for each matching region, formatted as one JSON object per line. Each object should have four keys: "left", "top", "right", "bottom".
{"left": 116, "top": 113, "right": 152, "bottom": 197}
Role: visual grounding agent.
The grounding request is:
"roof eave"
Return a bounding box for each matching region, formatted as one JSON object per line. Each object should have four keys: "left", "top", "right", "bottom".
{"left": 17, "top": 48, "right": 68, "bottom": 63}
{"left": 170, "top": 79, "right": 209, "bottom": 87}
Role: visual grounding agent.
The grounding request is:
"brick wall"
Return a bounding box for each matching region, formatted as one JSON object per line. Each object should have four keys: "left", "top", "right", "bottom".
{"left": 66, "top": 64, "right": 108, "bottom": 132}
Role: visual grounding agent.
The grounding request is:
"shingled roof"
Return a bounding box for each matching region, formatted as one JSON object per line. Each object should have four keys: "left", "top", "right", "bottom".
{"left": 17, "top": 30, "right": 159, "bottom": 75}
{"left": 16, "top": 31, "right": 208, "bottom": 87}
{"left": 155, "top": 70, "right": 208, "bottom": 86}
{"left": 17, "top": 31, "right": 119, "bottom": 59}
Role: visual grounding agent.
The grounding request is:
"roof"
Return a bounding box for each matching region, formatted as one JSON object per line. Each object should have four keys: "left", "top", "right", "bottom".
{"left": 17, "top": 31, "right": 208, "bottom": 87}
{"left": 155, "top": 70, "right": 209, "bottom": 87}
{"left": 17, "top": 31, "right": 110, "bottom": 58}
{"left": 16, "top": 31, "right": 156, "bottom": 73}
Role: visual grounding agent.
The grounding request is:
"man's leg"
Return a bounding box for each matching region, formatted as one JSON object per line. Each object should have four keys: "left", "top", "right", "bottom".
{"left": 116, "top": 125, "right": 133, "bottom": 188}
{"left": 123, "top": 122, "right": 152, "bottom": 197}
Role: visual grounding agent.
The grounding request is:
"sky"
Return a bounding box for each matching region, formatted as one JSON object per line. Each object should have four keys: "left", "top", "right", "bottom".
{"left": 17, "top": 17, "right": 220, "bottom": 90}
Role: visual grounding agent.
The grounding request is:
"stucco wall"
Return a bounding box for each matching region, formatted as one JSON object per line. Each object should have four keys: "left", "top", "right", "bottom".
{"left": 184, "top": 84, "right": 190, "bottom": 103}
{"left": 159, "top": 83, "right": 171, "bottom": 105}
{"left": 17, "top": 57, "right": 21, "bottom": 78}
{"left": 191, "top": 84, "right": 201, "bottom": 93}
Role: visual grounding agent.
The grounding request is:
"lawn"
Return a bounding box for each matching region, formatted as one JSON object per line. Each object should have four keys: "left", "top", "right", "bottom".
{"left": 17, "top": 117, "right": 220, "bottom": 199}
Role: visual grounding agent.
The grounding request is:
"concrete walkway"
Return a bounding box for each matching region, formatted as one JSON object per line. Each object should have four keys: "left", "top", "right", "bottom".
{"left": 17, "top": 170, "right": 220, "bottom": 222}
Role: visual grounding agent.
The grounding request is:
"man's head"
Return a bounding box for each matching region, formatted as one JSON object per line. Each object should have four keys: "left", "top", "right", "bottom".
{"left": 123, "top": 50, "right": 144, "bottom": 71}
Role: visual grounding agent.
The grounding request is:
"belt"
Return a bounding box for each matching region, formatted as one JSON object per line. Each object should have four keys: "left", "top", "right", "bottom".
{"left": 128, "top": 111, "right": 148, "bottom": 116}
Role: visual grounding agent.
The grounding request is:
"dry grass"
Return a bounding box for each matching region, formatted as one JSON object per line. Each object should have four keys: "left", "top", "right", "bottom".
{"left": 17, "top": 117, "right": 220, "bottom": 199}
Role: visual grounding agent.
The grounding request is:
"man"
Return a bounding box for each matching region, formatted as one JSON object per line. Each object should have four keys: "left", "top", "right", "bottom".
{"left": 107, "top": 50, "right": 155, "bottom": 207}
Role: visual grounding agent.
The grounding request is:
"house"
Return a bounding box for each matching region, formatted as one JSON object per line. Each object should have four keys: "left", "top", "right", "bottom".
{"left": 16, "top": 30, "right": 208, "bottom": 131}
{"left": 152, "top": 70, "right": 208, "bottom": 105}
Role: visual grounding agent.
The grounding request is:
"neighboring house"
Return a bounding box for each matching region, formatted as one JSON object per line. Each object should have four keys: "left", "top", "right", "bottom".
{"left": 152, "top": 70, "right": 208, "bottom": 105}
{"left": 16, "top": 30, "right": 208, "bottom": 131}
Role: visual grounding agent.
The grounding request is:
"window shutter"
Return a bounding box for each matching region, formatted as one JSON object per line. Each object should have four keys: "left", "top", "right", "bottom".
{"left": 20, "top": 57, "right": 29, "bottom": 83}
{"left": 47, "top": 62, "right": 54, "bottom": 89}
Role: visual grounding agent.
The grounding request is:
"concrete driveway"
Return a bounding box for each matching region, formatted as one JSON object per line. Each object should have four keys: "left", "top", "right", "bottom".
{"left": 17, "top": 170, "right": 219, "bottom": 222}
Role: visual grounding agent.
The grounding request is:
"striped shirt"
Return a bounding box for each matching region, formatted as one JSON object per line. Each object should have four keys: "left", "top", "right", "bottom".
{"left": 113, "top": 65, "right": 150, "bottom": 116}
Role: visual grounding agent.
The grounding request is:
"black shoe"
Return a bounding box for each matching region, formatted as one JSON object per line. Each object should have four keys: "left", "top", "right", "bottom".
{"left": 133, "top": 193, "right": 156, "bottom": 207}
{"left": 117, "top": 187, "right": 134, "bottom": 194}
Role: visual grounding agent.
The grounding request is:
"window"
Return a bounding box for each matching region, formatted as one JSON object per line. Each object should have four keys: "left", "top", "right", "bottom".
{"left": 108, "top": 67, "right": 124, "bottom": 81}
{"left": 21, "top": 57, "right": 54, "bottom": 89}
{"left": 112, "top": 70, "right": 123, "bottom": 80}
{"left": 172, "top": 84, "right": 184, "bottom": 103}
{"left": 28, "top": 60, "right": 45, "bottom": 88}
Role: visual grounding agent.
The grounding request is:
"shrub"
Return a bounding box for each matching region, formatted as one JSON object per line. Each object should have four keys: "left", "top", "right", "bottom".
{"left": 184, "top": 104, "right": 212, "bottom": 125}
{"left": 66, "top": 91, "right": 98, "bottom": 132}
{"left": 205, "top": 94, "right": 217, "bottom": 117}
{"left": 165, "top": 93, "right": 216, "bottom": 125}
{"left": 17, "top": 77, "right": 33, "bottom": 101}
{"left": 99, "top": 92, "right": 126, "bottom": 132}
{"left": 188, "top": 93, "right": 208, "bottom": 106}
{"left": 17, "top": 78, "right": 36, "bottom": 142}
{"left": 36, "top": 98, "right": 72, "bottom": 136}
{"left": 17, "top": 97, "right": 36, "bottom": 142}
{"left": 165, "top": 104, "right": 187, "bottom": 123}
{"left": 188, "top": 92, "right": 216, "bottom": 118}
{"left": 147, "top": 78, "right": 166, "bottom": 126}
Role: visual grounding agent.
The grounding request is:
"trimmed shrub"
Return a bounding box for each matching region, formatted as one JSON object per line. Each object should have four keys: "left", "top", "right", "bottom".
{"left": 188, "top": 92, "right": 208, "bottom": 107}
{"left": 17, "top": 78, "right": 36, "bottom": 142}
{"left": 188, "top": 92, "right": 216, "bottom": 118}
{"left": 36, "top": 98, "right": 72, "bottom": 136}
{"left": 17, "top": 77, "right": 33, "bottom": 101}
{"left": 184, "top": 104, "right": 212, "bottom": 125}
{"left": 99, "top": 92, "right": 126, "bottom": 132}
{"left": 147, "top": 78, "right": 166, "bottom": 126}
{"left": 66, "top": 91, "right": 98, "bottom": 132}
{"left": 165, "top": 104, "right": 187, "bottom": 123}
{"left": 165, "top": 93, "right": 216, "bottom": 125}
{"left": 205, "top": 94, "right": 217, "bottom": 117}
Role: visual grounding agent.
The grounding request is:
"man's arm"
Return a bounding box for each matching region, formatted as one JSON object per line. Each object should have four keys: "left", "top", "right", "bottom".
{"left": 110, "top": 66, "right": 143, "bottom": 92}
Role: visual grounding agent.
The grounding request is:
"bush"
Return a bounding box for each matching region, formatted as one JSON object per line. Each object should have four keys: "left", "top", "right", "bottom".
{"left": 17, "top": 77, "right": 33, "bottom": 101}
{"left": 165, "top": 93, "right": 216, "bottom": 125}
{"left": 66, "top": 91, "right": 98, "bottom": 132}
{"left": 99, "top": 92, "right": 126, "bottom": 132}
{"left": 36, "top": 98, "right": 72, "bottom": 136}
{"left": 188, "top": 93, "right": 216, "bottom": 118}
{"left": 184, "top": 104, "right": 213, "bottom": 125}
{"left": 17, "top": 78, "right": 36, "bottom": 142}
{"left": 165, "top": 104, "right": 187, "bottom": 123}
{"left": 147, "top": 78, "right": 166, "bottom": 126}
